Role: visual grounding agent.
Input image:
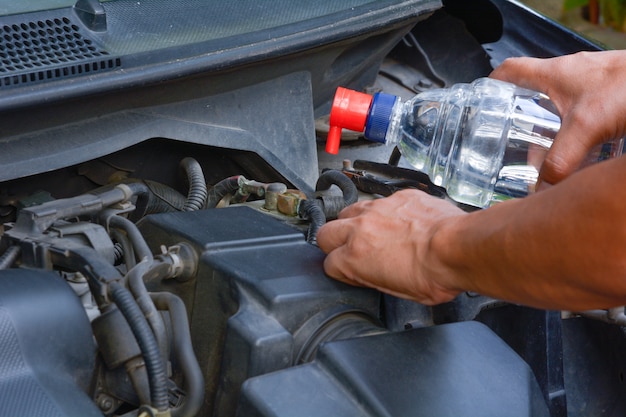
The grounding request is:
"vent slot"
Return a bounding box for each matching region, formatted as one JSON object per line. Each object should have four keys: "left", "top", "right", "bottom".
{"left": 0, "top": 17, "right": 119, "bottom": 88}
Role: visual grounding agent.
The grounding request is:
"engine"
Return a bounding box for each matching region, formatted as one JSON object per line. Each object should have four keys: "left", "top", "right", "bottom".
{"left": 0, "top": 153, "right": 374, "bottom": 416}
{"left": 0, "top": 154, "right": 550, "bottom": 417}
{"left": 1, "top": 1, "right": 626, "bottom": 416}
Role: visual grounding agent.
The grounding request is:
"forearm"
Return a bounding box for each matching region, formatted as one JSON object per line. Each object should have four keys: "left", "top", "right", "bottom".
{"left": 319, "top": 50, "right": 626, "bottom": 310}
{"left": 434, "top": 157, "right": 626, "bottom": 310}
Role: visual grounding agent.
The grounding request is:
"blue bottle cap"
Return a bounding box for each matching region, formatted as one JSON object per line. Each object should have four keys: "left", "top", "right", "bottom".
{"left": 364, "top": 92, "right": 397, "bottom": 143}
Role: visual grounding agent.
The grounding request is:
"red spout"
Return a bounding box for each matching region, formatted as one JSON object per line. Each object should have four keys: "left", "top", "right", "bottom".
{"left": 326, "top": 87, "right": 373, "bottom": 154}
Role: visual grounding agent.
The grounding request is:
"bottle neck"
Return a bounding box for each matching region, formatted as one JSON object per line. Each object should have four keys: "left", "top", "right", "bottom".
{"left": 382, "top": 99, "right": 404, "bottom": 146}
{"left": 362, "top": 92, "right": 400, "bottom": 144}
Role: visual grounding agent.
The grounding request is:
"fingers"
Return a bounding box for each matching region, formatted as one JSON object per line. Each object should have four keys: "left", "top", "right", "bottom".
{"left": 490, "top": 54, "right": 597, "bottom": 186}
{"left": 316, "top": 221, "right": 347, "bottom": 282}
{"left": 321, "top": 246, "right": 353, "bottom": 284}
{"left": 317, "top": 199, "right": 388, "bottom": 285}
{"left": 318, "top": 221, "right": 366, "bottom": 287}
{"left": 539, "top": 119, "right": 591, "bottom": 185}
{"left": 336, "top": 198, "right": 374, "bottom": 219}
{"left": 490, "top": 56, "right": 550, "bottom": 92}
{"left": 316, "top": 218, "right": 349, "bottom": 254}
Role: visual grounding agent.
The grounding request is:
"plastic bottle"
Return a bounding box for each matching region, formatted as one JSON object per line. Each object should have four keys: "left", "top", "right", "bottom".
{"left": 325, "top": 78, "right": 623, "bottom": 208}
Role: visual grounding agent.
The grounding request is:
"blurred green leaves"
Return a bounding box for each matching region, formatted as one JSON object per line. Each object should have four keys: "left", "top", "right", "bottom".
{"left": 562, "top": 0, "right": 626, "bottom": 31}
{"left": 563, "top": 0, "right": 589, "bottom": 11}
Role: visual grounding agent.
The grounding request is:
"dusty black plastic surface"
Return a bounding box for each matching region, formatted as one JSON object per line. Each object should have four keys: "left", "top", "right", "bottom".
{"left": 444, "top": 0, "right": 602, "bottom": 68}
{"left": 138, "top": 206, "right": 382, "bottom": 415}
{"left": 0, "top": 269, "right": 100, "bottom": 417}
{"left": 0, "top": 0, "right": 439, "bottom": 193}
{"left": 239, "top": 321, "right": 550, "bottom": 417}
{"left": 0, "top": 0, "right": 440, "bottom": 111}
{"left": 0, "top": 72, "right": 321, "bottom": 194}
{"left": 478, "top": 306, "right": 567, "bottom": 417}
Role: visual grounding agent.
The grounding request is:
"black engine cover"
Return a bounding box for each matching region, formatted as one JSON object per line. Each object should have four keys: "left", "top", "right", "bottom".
{"left": 0, "top": 269, "right": 100, "bottom": 417}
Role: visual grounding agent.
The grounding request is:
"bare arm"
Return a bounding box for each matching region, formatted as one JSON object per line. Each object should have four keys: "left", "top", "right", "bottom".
{"left": 434, "top": 156, "right": 626, "bottom": 310}
{"left": 318, "top": 156, "right": 626, "bottom": 310}
{"left": 317, "top": 50, "right": 626, "bottom": 310}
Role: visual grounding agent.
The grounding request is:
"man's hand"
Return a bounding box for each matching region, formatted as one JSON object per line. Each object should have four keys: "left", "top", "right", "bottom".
{"left": 490, "top": 50, "right": 626, "bottom": 186}
{"left": 317, "top": 51, "right": 626, "bottom": 311}
{"left": 316, "top": 189, "right": 464, "bottom": 305}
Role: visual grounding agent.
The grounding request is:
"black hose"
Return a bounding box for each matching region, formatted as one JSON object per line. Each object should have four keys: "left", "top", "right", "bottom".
{"left": 143, "top": 180, "right": 186, "bottom": 214}
{"left": 316, "top": 169, "right": 359, "bottom": 207}
{"left": 151, "top": 292, "right": 205, "bottom": 417}
{"left": 49, "top": 243, "right": 168, "bottom": 411}
{"left": 107, "top": 214, "right": 153, "bottom": 263}
{"left": 107, "top": 217, "right": 168, "bottom": 360}
{"left": 127, "top": 261, "right": 169, "bottom": 365}
{"left": 110, "top": 229, "right": 136, "bottom": 268}
{"left": 91, "top": 157, "right": 206, "bottom": 216}
{"left": 180, "top": 157, "right": 208, "bottom": 211}
{"left": 91, "top": 180, "right": 184, "bottom": 222}
{"left": 206, "top": 176, "right": 241, "bottom": 208}
{"left": 313, "top": 169, "right": 360, "bottom": 220}
{"left": 0, "top": 245, "right": 20, "bottom": 269}
{"left": 121, "top": 179, "right": 186, "bottom": 222}
{"left": 112, "top": 242, "right": 125, "bottom": 265}
{"left": 298, "top": 199, "right": 326, "bottom": 246}
{"left": 109, "top": 281, "right": 169, "bottom": 412}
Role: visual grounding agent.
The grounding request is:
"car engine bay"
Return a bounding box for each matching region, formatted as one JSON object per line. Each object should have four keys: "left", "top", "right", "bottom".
{"left": 1, "top": 0, "right": 626, "bottom": 416}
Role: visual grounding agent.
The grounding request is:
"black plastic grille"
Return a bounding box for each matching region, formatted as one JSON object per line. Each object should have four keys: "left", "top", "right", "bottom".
{"left": 0, "top": 17, "right": 120, "bottom": 88}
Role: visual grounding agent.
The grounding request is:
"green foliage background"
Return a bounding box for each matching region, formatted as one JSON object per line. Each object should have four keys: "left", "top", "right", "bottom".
{"left": 563, "top": 0, "right": 589, "bottom": 10}
{"left": 563, "top": 0, "right": 626, "bottom": 30}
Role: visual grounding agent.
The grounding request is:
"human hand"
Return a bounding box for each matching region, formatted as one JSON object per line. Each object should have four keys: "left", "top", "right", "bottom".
{"left": 490, "top": 50, "right": 626, "bottom": 186}
{"left": 316, "top": 189, "right": 465, "bottom": 305}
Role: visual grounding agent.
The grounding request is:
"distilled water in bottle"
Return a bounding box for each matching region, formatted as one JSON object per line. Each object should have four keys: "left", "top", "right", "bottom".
{"left": 325, "top": 78, "right": 623, "bottom": 208}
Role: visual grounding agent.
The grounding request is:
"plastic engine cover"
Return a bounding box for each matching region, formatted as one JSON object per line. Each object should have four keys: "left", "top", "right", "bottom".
{"left": 0, "top": 269, "right": 100, "bottom": 417}
{"left": 138, "top": 207, "right": 550, "bottom": 416}
{"left": 138, "top": 206, "right": 382, "bottom": 415}
{"left": 239, "top": 321, "right": 550, "bottom": 417}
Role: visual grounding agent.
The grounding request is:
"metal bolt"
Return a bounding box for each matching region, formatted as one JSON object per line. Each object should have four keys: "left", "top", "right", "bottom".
{"left": 277, "top": 190, "right": 307, "bottom": 217}
{"left": 263, "top": 183, "right": 288, "bottom": 211}
{"left": 415, "top": 79, "right": 433, "bottom": 90}
{"left": 97, "top": 394, "right": 115, "bottom": 412}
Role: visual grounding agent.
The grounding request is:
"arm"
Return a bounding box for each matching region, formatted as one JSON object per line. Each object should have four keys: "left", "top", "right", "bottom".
{"left": 435, "top": 156, "right": 626, "bottom": 310}
{"left": 318, "top": 50, "right": 626, "bottom": 310}
{"left": 317, "top": 156, "right": 626, "bottom": 310}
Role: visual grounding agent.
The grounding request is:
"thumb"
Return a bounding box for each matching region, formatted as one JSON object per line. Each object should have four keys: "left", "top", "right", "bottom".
{"left": 539, "top": 119, "right": 590, "bottom": 185}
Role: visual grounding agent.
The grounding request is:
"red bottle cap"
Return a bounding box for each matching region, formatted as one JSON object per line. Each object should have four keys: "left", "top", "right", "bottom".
{"left": 326, "top": 87, "right": 373, "bottom": 154}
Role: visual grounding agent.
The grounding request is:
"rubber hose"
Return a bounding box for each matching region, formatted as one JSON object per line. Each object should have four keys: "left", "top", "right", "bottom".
{"left": 93, "top": 179, "right": 186, "bottom": 222}
{"left": 151, "top": 292, "right": 205, "bottom": 417}
{"left": 0, "top": 245, "right": 20, "bottom": 269}
{"left": 112, "top": 241, "right": 125, "bottom": 265}
{"left": 128, "top": 261, "right": 170, "bottom": 365}
{"left": 316, "top": 195, "right": 348, "bottom": 221}
{"left": 180, "top": 157, "right": 208, "bottom": 211}
{"left": 316, "top": 169, "right": 359, "bottom": 206}
{"left": 107, "top": 215, "right": 153, "bottom": 263}
{"left": 298, "top": 199, "right": 326, "bottom": 246}
{"left": 142, "top": 179, "right": 186, "bottom": 214}
{"left": 125, "top": 179, "right": 185, "bottom": 222}
{"left": 121, "top": 181, "right": 150, "bottom": 218}
{"left": 109, "top": 281, "right": 169, "bottom": 412}
{"left": 206, "top": 176, "right": 241, "bottom": 208}
{"left": 110, "top": 229, "right": 136, "bottom": 268}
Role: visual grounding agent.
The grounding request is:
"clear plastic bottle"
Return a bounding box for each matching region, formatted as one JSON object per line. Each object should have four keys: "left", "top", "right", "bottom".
{"left": 326, "top": 78, "right": 623, "bottom": 208}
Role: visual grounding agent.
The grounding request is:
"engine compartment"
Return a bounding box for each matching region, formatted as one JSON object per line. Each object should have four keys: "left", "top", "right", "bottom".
{"left": 2, "top": 1, "right": 626, "bottom": 416}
